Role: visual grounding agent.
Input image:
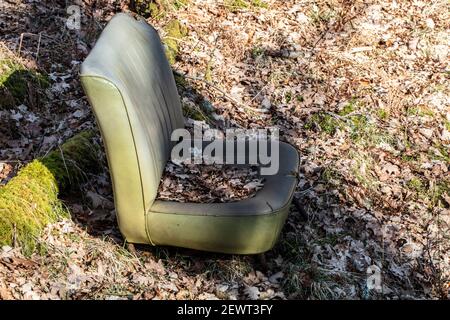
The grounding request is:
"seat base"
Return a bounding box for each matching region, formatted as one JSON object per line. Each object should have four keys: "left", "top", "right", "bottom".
{"left": 146, "top": 205, "right": 290, "bottom": 254}
{"left": 145, "top": 141, "right": 299, "bottom": 254}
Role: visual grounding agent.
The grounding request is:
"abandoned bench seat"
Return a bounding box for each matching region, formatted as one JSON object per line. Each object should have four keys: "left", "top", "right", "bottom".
{"left": 80, "top": 13, "right": 299, "bottom": 254}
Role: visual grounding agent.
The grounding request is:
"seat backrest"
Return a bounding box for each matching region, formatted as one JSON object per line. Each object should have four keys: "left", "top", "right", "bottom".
{"left": 80, "top": 13, "right": 184, "bottom": 243}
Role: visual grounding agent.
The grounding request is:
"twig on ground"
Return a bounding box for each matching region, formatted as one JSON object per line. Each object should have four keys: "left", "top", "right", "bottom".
{"left": 174, "top": 70, "right": 270, "bottom": 114}
{"left": 17, "top": 32, "right": 42, "bottom": 58}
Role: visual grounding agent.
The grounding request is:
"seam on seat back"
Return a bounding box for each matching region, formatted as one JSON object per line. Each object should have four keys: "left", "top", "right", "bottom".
{"left": 80, "top": 14, "right": 184, "bottom": 244}
{"left": 80, "top": 74, "right": 149, "bottom": 243}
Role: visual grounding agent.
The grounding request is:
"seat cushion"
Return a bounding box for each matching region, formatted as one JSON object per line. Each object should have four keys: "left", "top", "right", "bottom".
{"left": 150, "top": 141, "right": 299, "bottom": 216}
{"left": 146, "top": 142, "right": 299, "bottom": 253}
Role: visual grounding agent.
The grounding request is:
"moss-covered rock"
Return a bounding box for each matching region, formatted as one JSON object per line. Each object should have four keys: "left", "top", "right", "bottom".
{"left": 163, "top": 19, "right": 188, "bottom": 64}
{"left": 0, "top": 130, "right": 101, "bottom": 255}
{"left": 40, "top": 130, "right": 101, "bottom": 191}
{"left": 0, "top": 160, "right": 66, "bottom": 255}
{"left": 0, "top": 59, "right": 49, "bottom": 110}
{"left": 134, "top": 0, "right": 163, "bottom": 19}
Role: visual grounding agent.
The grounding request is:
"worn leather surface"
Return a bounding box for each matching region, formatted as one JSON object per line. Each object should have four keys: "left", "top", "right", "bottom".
{"left": 80, "top": 76, "right": 148, "bottom": 243}
{"left": 147, "top": 208, "right": 292, "bottom": 254}
{"left": 149, "top": 141, "right": 298, "bottom": 253}
{"left": 81, "top": 13, "right": 184, "bottom": 244}
{"left": 80, "top": 13, "right": 300, "bottom": 253}
{"left": 151, "top": 141, "right": 299, "bottom": 216}
{"left": 81, "top": 13, "right": 184, "bottom": 209}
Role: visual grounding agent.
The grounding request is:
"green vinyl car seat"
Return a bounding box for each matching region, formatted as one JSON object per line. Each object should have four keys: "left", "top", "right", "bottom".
{"left": 80, "top": 13, "right": 299, "bottom": 254}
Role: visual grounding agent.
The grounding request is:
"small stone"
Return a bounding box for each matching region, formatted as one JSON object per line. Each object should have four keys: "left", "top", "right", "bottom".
{"left": 441, "top": 129, "right": 450, "bottom": 142}
{"left": 18, "top": 104, "right": 27, "bottom": 112}
{"left": 261, "top": 97, "right": 271, "bottom": 110}
{"left": 21, "top": 282, "right": 33, "bottom": 293}
{"left": 72, "top": 110, "right": 84, "bottom": 118}
{"left": 269, "top": 271, "right": 284, "bottom": 284}
{"left": 432, "top": 45, "right": 448, "bottom": 62}
{"left": 419, "top": 128, "right": 433, "bottom": 139}
{"left": 408, "top": 38, "right": 419, "bottom": 50}
{"left": 216, "top": 284, "right": 229, "bottom": 292}
{"left": 244, "top": 286, "right": 260, "bottom": 299}
{"left": 425, "top": 18, "right": 435, "bottom": 29}
{"left": 296, "top": 12, "right": 309, "bottom": 24}
{"left": 2, "top": 246, "right": 12, "bottom": 253}
{"left": 10, "top": 110, "right": 23, "bottom": 121}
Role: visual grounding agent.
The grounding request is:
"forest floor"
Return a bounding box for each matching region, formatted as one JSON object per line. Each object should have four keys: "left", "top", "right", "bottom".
{"left": 0, "top": 0, "right": 449, "bottom": 299}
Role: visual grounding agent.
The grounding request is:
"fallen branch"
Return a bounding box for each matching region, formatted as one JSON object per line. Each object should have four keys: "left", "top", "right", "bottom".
{"left": 17, "top": 32, "right": 42, "bottom": 60}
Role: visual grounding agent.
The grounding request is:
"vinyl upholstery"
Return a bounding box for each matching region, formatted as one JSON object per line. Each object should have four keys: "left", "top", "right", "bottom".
{"left": 80, "top": 13, "right": 299, "bottom": 254}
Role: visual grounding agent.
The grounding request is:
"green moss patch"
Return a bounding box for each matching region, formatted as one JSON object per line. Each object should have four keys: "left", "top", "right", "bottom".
{"left": 0, "top": 131, "right": 101, "bottom": 255}
{"left": 445, "top": 120, "right": 450, "bottom": 131}
{"left": 406, "top": 176, "right": 449, "bottom": 207}
{"left": 0, "top": 160, "right": 66, "bottom": 255}
{"left": 305, "top": 112, "right": 341, "bottom": 135}
{"left": 0, "top": 59, "right": 49, "bottom": 110}
{"left": 251, "top": 0, "right": 268, "bottom": 9}
{"left": 407, "top": 177, "right": 425, "bottom": 193}
{"left": 135, "top": 0, "right": 164, "bottom": 19}
{"left": 174, "top": 72, "right": 188, "bottom": 88}
{"left": 225, "top": 0, "right": 268, "bottom": 12}
{"left": 338, "top": 99, "right": 357, "bottom": 116}
{"left": 305, "top": 110, "right": 394, "bottom": 149}
{"left": 376, "top": 108, "right": 389, "bottom": 120}
{"left": 349, "top": 115, "right": 369, "bottom": 141}
{"left": 163, "top": 19, "right": 188, "bottom": 64}
{"left": 406, "top": 105, "right": 434, "bottom": 117}
{"left": 134, "top": 0, "right": 189, "bottom": 19}
{"left": 321, "top": 167, "right": 343, "bottom": 187}
{"left": 40, "top": 130, "right": 101, "bottom": 191}
{"left": 429, "top": 143, "right": 450, "bottom": 163}
{"left": 225, "top": 0, "right": 249, "bottom": 11}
